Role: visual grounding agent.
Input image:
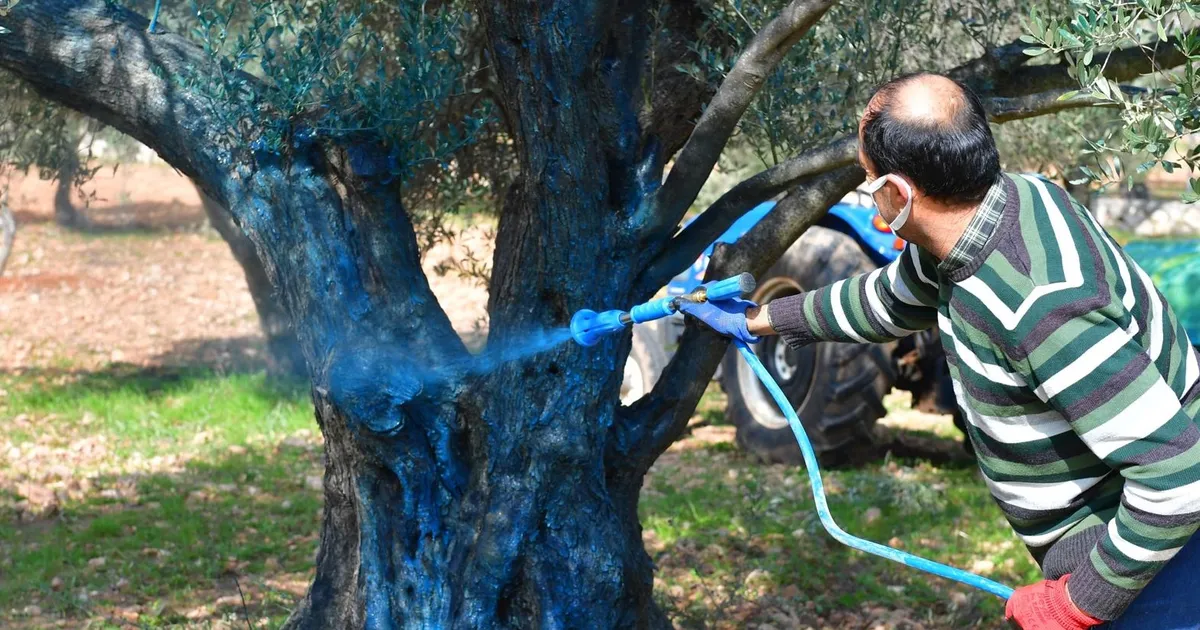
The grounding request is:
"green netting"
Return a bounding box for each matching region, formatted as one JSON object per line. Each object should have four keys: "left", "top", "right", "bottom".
{"left": 1124, "top": 239, "right": 1200, "bottom": 345}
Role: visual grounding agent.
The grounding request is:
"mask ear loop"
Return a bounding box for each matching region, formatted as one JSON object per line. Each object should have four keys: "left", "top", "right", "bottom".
{"left": 865, "top": 174, "right": 913, "bottom": 232}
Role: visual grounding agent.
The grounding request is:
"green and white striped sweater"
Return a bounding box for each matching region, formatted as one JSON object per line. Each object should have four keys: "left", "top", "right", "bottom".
{"left": 769, "top": 173, "right": 1200, "bottom": 621}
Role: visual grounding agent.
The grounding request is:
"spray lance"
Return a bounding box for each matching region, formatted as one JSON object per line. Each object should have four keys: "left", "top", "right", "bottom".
{"left": 570, "top": 273, "right": 1015, "bottom": 602}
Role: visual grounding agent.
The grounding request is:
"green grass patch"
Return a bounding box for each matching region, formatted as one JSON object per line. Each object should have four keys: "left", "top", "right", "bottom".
{"left": 0, "top": 367, "right": 312, "bottom": 459}
{"left": 0, "top": 368, "right": 320, "bottom": 627}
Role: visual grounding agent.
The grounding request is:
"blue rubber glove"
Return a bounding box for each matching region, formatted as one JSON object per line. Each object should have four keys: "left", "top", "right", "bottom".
{"left": 677, "top": 298, "right": 761, "bottom": 344}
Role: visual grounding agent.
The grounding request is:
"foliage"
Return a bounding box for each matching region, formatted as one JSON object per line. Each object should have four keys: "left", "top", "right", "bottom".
{"left": 676, "top": 0, "right": 1095, "bottom": 212}
{"left": 0, "top": 84, "right": 96, "bottom": 193}
{"left": 1022, "top": 0, "right": 1200, "bottom": 199}
{"left": 687, "top": 1, "right": 1052, "bottom": 169}
{"left": 186, "top": 1, "right": 484, "bottom": 180}
{"left": 993, "top": 109, "right": 1123, "bottom": 179}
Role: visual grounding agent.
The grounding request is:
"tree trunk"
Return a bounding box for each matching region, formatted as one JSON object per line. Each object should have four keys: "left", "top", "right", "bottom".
{"left": 53, "top": 150, "right": 82, "bottom": 227}
{"left": 284, "top": 0, "right": 670, "bottom": 619}
{"left": 0, "top": 193, "right": 14, "bottom": 277}
{"left": 197, "top": 189, "right": 306, "bottom": 381}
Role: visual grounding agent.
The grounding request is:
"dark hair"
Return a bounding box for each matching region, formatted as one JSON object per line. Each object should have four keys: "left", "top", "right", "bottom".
{"left": 861, "top": 73, "right": 1000, "bottom": 205}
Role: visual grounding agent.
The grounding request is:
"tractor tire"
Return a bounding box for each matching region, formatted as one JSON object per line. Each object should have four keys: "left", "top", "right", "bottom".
{"left": 720, "top": 227, "right": 896, "bottom": 466}
{"left": 621, "top": 320, "right": 669, "bottom": 405}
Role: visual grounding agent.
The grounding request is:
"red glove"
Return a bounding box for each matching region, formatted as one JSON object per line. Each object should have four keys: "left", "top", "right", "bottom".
{"left": 1005, "top": 575, "right": 1103, "bottom": 629}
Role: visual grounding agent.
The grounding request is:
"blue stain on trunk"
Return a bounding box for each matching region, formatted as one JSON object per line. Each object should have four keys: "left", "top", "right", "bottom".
{"left": 328, "top": 327, "right": 576, "bottom": 411}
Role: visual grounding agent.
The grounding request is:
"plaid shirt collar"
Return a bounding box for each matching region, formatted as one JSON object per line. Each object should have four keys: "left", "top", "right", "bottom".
{"left": 937, "top": 176, "right": 1006, "bottom": 277}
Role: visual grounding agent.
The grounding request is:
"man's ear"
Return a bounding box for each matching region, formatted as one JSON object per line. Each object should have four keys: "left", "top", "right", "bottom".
{"left": 888, "top": 175, "right": 914, "bottom": 208}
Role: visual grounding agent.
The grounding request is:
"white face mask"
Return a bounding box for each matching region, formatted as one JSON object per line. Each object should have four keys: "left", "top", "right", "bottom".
{"left": 864, "top": 174, "right": 913, "bottom": 233}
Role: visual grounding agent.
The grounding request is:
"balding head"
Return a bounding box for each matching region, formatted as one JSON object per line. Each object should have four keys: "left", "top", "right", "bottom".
{"left": 879, "top": 74, "right": 968, "bottom": 124}
{"left": 859, "top": 72, "right": 999, "bottom": 205}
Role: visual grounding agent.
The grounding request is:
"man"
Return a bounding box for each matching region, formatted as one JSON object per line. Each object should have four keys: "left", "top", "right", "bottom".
{"left": 680, "top": 73, "right": 1200, "bottom": 629}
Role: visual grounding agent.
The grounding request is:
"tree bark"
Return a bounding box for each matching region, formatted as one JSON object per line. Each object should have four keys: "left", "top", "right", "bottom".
{"left": 461, "top": 1, "right": 670, "bottom": 625}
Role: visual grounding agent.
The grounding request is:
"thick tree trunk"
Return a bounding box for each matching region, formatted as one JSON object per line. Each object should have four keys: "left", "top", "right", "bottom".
{"left": 288, "top": 0, "right": 670, "bottom": 620}
{"left": 197, "top": 189, "right": 306, "bottom": 381}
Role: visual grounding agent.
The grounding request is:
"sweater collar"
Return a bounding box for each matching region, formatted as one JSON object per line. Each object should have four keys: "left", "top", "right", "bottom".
{"left": 937, "top": 176, "right": 1007, "bottom": 278}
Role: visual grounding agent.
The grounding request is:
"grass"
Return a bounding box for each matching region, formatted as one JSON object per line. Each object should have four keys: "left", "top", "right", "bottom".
{"left": 2, "top": 369, "right": 1033, "bottom": 628}
{"left": 0, "top": 368, "right": 319, "bottom": 628}
{"left": 640, "top": 446, "right": 1036, "bottom": 628}
{"left": 2, "top": 367, "right": 312, "bottom": 459}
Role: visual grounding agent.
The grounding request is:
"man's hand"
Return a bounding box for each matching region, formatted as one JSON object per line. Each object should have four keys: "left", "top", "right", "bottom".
{"left": 1005, "top": 575, "right": 1103, "bottom": 630}
{"left": 677, "top": 298, "right": 760, "bottom": 344}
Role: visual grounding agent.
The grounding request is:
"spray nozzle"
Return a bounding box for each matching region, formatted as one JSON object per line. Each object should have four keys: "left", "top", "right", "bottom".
{"left": 569, "top": 273, "right": 756, "bottom": 347}
{"left": 570, "top": 309, "right": 631, "bottom": 347}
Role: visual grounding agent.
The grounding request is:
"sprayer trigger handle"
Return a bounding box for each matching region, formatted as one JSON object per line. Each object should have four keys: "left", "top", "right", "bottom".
{"left": 704, "top": 273, "right": 756, "bottom": 303}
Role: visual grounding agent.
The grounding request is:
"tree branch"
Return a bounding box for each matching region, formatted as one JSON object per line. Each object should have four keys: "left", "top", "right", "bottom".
{"left": 0, "top": 0, "right": 471, "bottom": 369}
{"left": 0, "top": 0, "right": 251, "bottom": 203}
{"left": 644, "top": 0, "right": 837, "bottom": 237}
{"left": 985, "top": 89, "right": 1126, "bottom": 123}
{"left": 635, "top": 135, "right": 856, "bottom": 295}
{"left": 952, "top": 32, "right": 1195, "bottom": 99}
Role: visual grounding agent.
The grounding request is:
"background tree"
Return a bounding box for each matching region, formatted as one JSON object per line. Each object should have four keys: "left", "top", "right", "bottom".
{"left": 0, "top": 187, "right": 12, "bottom": 275}
{"left": 0, "top": 0, "right": 1184, "bottom": 626}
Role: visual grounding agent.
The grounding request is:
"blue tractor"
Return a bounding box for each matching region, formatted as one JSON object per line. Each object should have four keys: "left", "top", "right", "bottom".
{"left": 623, "top": 185, "right": 1200, "bottom": 465}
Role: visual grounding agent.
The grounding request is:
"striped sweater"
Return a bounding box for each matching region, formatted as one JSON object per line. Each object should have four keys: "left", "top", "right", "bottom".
{"left": 769, "top": 173, "right": 1200, "bottom": 621}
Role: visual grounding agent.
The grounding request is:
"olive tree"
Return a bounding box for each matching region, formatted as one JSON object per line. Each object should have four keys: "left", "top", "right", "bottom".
{"left": 0, "top": 0, "right": 1178, "bottom": 626}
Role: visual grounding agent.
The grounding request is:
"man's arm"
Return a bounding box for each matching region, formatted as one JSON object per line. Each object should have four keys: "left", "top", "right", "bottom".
{"left": 750, "top": 244, "right": 940, "bottom": 345}
{"left": 1010, "top": 309, "right": 1200, "bottom": 621}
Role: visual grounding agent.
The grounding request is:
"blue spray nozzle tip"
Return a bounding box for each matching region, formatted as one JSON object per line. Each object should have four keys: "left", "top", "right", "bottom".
{"left": 570, "top": 309, "right": 629, "bottom": 347}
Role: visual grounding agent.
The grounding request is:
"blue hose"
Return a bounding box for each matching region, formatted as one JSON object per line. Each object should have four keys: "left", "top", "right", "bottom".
{"left": 148, "top": 0, "right": 162, "bottom": 33}
{"left": 733, "top": 340, "right": 1015, "bottom": 601}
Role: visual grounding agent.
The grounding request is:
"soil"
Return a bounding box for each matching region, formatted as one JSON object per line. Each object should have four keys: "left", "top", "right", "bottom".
{"left": 0, "top": 164, "right": 491, "bottom": 373}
